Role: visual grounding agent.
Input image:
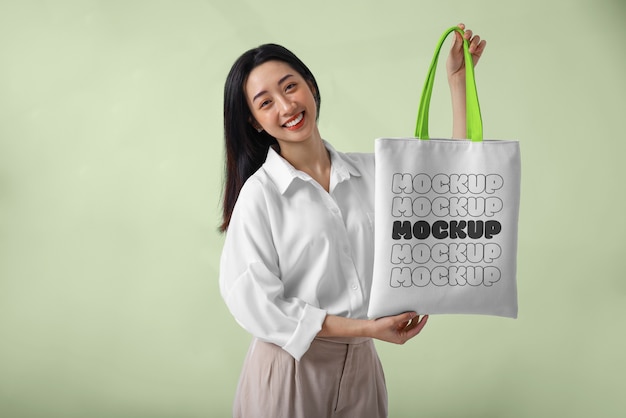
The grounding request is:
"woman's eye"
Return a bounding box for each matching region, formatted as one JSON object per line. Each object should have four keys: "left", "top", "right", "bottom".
{"left": 285, "top": 83, "right": 296, "bottom": 91}
{"left": 260, "top": 99, "right": 271, "bottom": 108}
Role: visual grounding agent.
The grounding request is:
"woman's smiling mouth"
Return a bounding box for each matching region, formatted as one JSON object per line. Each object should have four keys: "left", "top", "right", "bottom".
{"left": 283, "top": 112, "right": 305, "bottom": 130}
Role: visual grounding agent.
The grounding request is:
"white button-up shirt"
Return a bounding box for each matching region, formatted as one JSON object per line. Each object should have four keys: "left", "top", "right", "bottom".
{"left": 219, "top": 142, "right": 375, "bottom": 361}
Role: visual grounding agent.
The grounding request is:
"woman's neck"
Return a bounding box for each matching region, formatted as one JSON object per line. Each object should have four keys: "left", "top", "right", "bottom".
{"left": 279, "top": 133, "right": 331, "bottom": 192}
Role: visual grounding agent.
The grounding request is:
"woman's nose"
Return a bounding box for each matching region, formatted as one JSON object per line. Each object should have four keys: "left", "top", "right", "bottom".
{"left": 278, "top": 97, "right": 297, "bottom": 114}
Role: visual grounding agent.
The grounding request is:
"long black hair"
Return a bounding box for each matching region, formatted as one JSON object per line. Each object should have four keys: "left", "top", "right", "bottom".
{"left": 220, "top": 44, "right": 321, "bottom": 232}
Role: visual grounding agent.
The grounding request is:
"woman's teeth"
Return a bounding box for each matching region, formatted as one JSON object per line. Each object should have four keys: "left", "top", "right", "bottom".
{"left": 284, "top": 112, "right": 303, "bottom": 128}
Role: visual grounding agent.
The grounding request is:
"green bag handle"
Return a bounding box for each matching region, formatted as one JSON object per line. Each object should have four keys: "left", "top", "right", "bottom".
{"left": 415, "top": 26, "right": 483, "bottom": 142}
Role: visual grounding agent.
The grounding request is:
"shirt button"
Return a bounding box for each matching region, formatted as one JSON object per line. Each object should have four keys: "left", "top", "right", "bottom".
{"left": 331, "top": 207, "right": 339, "bottom": 214}
{"left": 351, "top": 283, "right": 359, "bottom": 291}
{"left": 343, "top": 246, "right": 350, "bottom": 254}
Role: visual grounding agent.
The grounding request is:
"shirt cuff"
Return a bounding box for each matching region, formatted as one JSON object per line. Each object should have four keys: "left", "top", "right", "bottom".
{"left": 282, "top": 304, "right": 327, "bottom": 361}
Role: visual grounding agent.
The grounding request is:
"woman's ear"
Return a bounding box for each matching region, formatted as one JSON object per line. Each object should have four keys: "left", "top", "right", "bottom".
{"left": 249, "top": 118, "right": 263, "bottom": 133}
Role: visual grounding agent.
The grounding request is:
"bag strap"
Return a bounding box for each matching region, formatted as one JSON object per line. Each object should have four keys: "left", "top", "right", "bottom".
{"left": 414, "top": 26, "right": 483, "bottom": 142}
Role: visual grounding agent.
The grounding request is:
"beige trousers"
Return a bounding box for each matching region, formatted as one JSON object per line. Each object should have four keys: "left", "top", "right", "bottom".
{"left": 233, "top": 337, "right": 388, "bottom": 418}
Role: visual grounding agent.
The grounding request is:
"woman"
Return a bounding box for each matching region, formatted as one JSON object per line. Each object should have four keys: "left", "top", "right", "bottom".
{"left": 220, "top": 24, "right": 486, "bottom": 418}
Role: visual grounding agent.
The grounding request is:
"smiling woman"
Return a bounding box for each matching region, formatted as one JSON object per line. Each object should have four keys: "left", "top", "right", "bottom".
{"left": 220, "top": 44, "right": 322, "bottom": 232}
{"left": 218, "top": 26, "right": 485, "bottom": 418}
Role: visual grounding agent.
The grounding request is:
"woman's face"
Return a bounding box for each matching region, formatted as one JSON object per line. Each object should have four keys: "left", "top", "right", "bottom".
{"left": 244, "top": 60, "right": 318, "bottom": 145}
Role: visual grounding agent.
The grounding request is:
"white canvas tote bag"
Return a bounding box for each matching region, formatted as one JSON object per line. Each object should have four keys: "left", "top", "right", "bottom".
{"left": 368, "top": 27, "right": 521, "bottom": 319}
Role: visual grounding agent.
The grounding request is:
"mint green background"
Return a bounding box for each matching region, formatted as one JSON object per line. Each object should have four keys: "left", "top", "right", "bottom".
{"left": 1, "top": 1, "right": 624, "bottom": 417}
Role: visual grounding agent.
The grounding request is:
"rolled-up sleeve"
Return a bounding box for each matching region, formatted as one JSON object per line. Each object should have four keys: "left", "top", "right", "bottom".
{"left": 219, "top": 179, "right": 327, "bottom": 361}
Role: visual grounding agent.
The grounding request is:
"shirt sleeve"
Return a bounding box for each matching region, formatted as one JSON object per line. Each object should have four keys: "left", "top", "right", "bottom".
{"left": 219, "top": 178, "right": 327, "bottom": 361}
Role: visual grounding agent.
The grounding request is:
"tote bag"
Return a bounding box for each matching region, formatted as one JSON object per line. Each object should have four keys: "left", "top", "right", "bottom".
{"left": 368, "top": 26, "right": 520, "bottom": 319}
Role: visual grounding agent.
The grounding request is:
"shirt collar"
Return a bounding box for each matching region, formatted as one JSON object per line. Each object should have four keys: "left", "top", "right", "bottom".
{"left": 263, "top": 140, "right": 362, "bottom": 195}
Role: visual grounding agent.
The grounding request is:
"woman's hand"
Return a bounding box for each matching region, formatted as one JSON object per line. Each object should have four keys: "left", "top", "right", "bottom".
{"left": 368, "top": 312, "right": 429, "bottom": 345}
{"left": 447, "top": 23, "right": 486, "bottom": 138}
{"left": 447, "top": 23, "right": 486, "bottom": 83}
{"left": 318, "top": 312, "right": 428, "bottom": 345}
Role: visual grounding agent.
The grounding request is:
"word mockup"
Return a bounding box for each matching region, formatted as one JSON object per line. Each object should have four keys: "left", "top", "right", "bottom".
{"left": 388, "top": 173, "right": 505, "bottom": 288}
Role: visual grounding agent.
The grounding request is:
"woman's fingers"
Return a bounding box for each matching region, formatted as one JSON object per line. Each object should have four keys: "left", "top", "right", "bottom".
{"left": 400, "top": 314, "right": 428, "bottom": 341}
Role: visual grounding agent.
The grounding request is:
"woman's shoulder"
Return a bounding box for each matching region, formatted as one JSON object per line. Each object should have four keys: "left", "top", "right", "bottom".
{"left": 234, "top": 169, "right": 277, "bottom": 211}
{"left": 333, "top": 147, "right": 375, "bottom": 178}
{"left": 326, "top": 141, "right": 374, "bottom": 168}
{"left": 343, "top": 151, "right": 375, "bottom": 166}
